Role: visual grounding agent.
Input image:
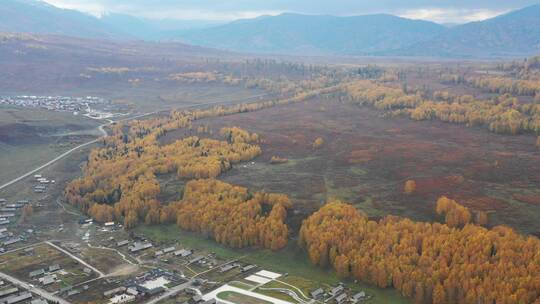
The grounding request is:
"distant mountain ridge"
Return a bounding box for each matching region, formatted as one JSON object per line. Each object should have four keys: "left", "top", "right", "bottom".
{"left": 0, "top": 0, "right": 124, "bottom": 39}
{"left": 176, "top": 13, "right": 446, "bottom": 55}
{"left": 1, "top": 0, "right": 540, "bottom": 58}
{"left": 0, "top": 0, "right": 221, "bottom": 40}
{"left": 393, "top": 4, "right": 540, "bottom": 57}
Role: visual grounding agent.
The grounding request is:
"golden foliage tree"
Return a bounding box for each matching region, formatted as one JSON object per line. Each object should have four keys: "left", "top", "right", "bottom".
{"left": 435, "top": 196, "right": 471, "bottom": 228}
{"left": 404, "top": 180, "right": 417, "bottom": 194}
{"left": 313, "top": 137, "right": 325, "bottom": 149}
{"left": 475, "top": 211, "right": 489, "bottom": 226}
{"left": 166, "top": 179, "right": 292, "bottom": 250}
{"left": 20, "top": 204, "right": 34, "bottom": 222}
{"left": 341, "top": 79, "right": 540, "bottom": 135}
{"left": 299, "top": 201, "right": 540, "bottom": 304}
{"left": 270, "top": 156, "right": 289, "bottom": 164}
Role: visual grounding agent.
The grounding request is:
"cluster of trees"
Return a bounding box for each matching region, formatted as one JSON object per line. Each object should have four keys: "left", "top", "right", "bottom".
{"left": 222, "top": 59, "right": 329, "bottom": 80}
{"left": 20, "top": 204, "right": 34, "bottom": 223}
{"left": 466, "top": 76, "right": 540, "bottom": 97}
{"left": 163, "top": 179, "right": 292, "bottom": 250}
{"left": 220, "top": 127, "right": 259, "bottom": 144}
{"left": 439, "top": 73, "right": 465, "bottom": 85}
{"left": 435, "top": 196, "right": 471, "bottom": 227}
{"left": 341, "top": 80, "right": 540, "bottom": 135}
{"left": 299, "top": 201, "right": 540, "bottom": 304}
{"left": 65, "top": 121, "right": 262, "bottom": 228}
{"left": 356, "top": 66, "right": 384, "bottom": 79}
{"left": 270, "top": 156, "right": 289, "bottom": 164}
{"left": 438, "top": 67, "right": 540, "bottom": 97}
{"left": 495, "top": 55, "right": 540, "bottom": 73}
{"left": 313, "top": 137, "right": 325, "bottom": 149}
{"left": 342, "top": 80, "right": 421, "bottom": 111}
{"left": 162, "top": 58, "right": 352, "bottom": 100}
{"left": 436, "top": 196, "right": 488, "bottom": 227}
{"left": 404, "top": 180, "right": 416, "bottom": 194}
{"left": 168, "top": 72, "right": 219, "bottom": 83}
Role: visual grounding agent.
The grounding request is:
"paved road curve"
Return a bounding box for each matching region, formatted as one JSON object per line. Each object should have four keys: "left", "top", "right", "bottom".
{"left": 0, "top": 270, "right": 71, "bottom": 304}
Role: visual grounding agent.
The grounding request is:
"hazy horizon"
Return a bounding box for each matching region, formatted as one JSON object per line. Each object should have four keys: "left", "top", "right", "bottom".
{"left": 41, "top": 0, "right": 539, "bottom": 24}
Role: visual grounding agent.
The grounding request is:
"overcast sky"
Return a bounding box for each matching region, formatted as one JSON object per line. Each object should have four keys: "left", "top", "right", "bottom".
{"left": 42, "top": 0, "right": 539, "bottom": 23}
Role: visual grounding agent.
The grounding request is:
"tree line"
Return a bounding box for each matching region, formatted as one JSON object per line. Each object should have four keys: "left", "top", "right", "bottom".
{"left": 455, "top": 76, "right": 540, "bottom": 97}
{"left": 299, "top": 201, "right": 540, "bottom": 304}
{"left": 340, "top": 80, "right": 540, "bottom": 135}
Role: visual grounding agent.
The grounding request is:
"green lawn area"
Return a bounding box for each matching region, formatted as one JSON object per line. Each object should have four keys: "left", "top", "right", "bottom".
{"left": 264, "top": 277, "right": 311, "bottom": 300}
{"left": 254, "top": 287, "right": 298, "bottom": 303}
{"left": 257, "top": 280, "right": 307, "bottom": 302}
{"left": 217, "top": 291, "right": 273, "bottom": 304}
{"left": 135, "top": 225, "right": 411, "bottom": 304}
{"left": 229, "top": 281, "right": 256, "bottom": 290}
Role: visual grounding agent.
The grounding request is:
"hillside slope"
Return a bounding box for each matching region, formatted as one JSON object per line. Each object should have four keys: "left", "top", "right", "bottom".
{"left": 177, "top": 13, "right": 447, "bottom": 55}
{"left": 0, "top": 0, "right": 125, "bottom": 39}
{"left": 395, "top": 4, "right": 540, "bottom": 57}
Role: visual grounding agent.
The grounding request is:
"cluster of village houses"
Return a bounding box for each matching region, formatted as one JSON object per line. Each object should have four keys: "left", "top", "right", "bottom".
{"left": 75, "top": 216, "right": 374, "bottom": 304}
{"left": 32, "top": 175, "right": 54, "bottom": 194}
{"left": 103, "top": 268, "right": 184, "bottom": 304}
{"left": 0, "top": 280, "right": 49, "bottom": 304}
{"left": 310, "top": 283, "right": 371, "bottom": 303}
{"left": 100, "top": 234, "right": 260, "bottom": 304}
{"left": 0, "top": 198, "right": 33, "bottom": 252}
{"left": 28, "top": 261, "right": 92, "bottom": 291}
{"left": 0, "top": 95, "right": 105, "bottom": 113}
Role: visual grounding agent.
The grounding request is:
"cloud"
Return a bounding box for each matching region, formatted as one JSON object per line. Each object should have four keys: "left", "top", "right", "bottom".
{"left": 115, "top": 9, "right": 284, "bottom": 21}
{"left": 44, "top": 0, "right": 106, "bottom": 16}
{"left": 398, "top": 8, "right": 510, "bottom": 23}
{"left": 43, "top": 0, "right": 283, "bottom": 20}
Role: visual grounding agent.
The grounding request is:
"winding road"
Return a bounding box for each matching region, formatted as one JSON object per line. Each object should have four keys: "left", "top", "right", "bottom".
{"left": 45, "top": 241, "right": 105, "bottom": 277}
{"left": 0, "top": 270, "right": 71, "bottom": 304}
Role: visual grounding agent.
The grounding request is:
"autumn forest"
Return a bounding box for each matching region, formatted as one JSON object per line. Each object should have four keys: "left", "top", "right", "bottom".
{"left": 64, "top": 56, "right": 540, "bottom": 304}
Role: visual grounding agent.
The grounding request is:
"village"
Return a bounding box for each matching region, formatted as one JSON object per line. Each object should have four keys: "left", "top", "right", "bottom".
{"left": 0, "top": 168, "right": 374, "bottom": 304}
{"left": 0, "top": 277, "right": 53, "bottom": 304}
{"left": 0, "top": 95, "right": 107, "bottom": 113}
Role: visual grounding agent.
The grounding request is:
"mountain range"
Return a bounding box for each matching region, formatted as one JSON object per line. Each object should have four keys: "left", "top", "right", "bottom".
{"left": 1, "top": 0, "right": 539, "bottom": 58}
{"left": 0, "top": 0, "right": 221, "bottom": 40}
{"left": 176, "top": 13, "right": 446, "bottom": 56}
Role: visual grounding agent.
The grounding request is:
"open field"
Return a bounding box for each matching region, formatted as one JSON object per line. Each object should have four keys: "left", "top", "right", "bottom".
{"left": 0, "top": 105, "right": 102, "bottom": 186}
{"left": 218, "top": 291, "right": 274, "bottom": 304}
{"left": 175, "top": 99, "right": 540, "bottom": 236}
